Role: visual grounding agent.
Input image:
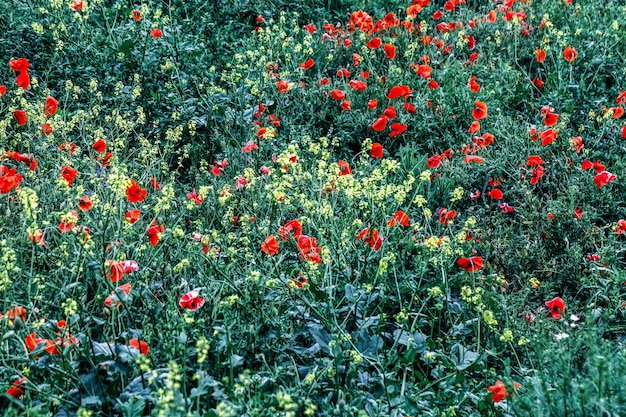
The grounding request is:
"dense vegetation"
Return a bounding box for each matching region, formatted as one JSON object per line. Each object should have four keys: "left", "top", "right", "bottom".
{"left": 0, "top": 0, "right": 625, "bottom": 416}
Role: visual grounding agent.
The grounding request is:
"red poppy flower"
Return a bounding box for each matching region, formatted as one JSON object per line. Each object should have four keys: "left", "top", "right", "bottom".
{"left": 58, "top": 210, "right": 78, "bottom": 232}
{"left": 384, "top": 44, "right": 396, "bottom": 59}
{"left": 367, "top": 99, "right": 378, "bottom": 110}
{"left": 463, "top": 155, "right": 484, "bottom": 164}
{"left": 571, "top": 136, "right": 583, "bottom": 154}
{"left": 472, "top": 101, "right": 487, "bottom": 120}
{"left": 78, "top": 195, "right": 93, "bottom": 211}
{"left": 530, "top": 166, "right": 545, "bottom": 185}
{"left": 126, "top": 180, "right": 147, "bottom": 203}
{"left": 104, "top": 260, "right": 125, "bottom": 283}
{"left": 6, "top": 378, "right": 27, "bottom": 400}
{"left": 15, "top": 71, "right": 30, "bottom": 90}
{"left": 387, "top": 85, "right": 412, "bottom": 99}
{"left": 300, "top": 58, "right": 314, "bottom": 70}
{"left": 535, "top": 48, "right": 546, "bottom": 64}
{"left": 574, "top": 207, "right": 584, "bottom": 219}
{"left": 146, "top": 222, "right": 164, "bottom": 246}
{"left": 186, "top": 189, "right": 204, "bottom": 204}
{"left": 297, "top": 235, "right": 321, "bottom": 263}
{"left": 615, "top": 219, "right": 626, "bottom": 234}
{"left": 129, "top": 338, "right": 149, "bottom": 355}
{"left": 487, "top": 189, "right": 503, "bottom": 200}
{"left": 371, "top": 143, "right": 383, "bottom": 158}
{"left": 540, "top": 129, "right": 557, "bottom": 146}
{"left": 526, "top": 155, "right": 545, "bottom": 166}
{"left": 331, "top": 90, "right": 346, "bottom": 101}
{"left": 415, "top": 64, "right": 433, "bottom": 79}
{"left": 338, "top": 160, "right": 352, "bottom": 176}
{"left": 356, "top": 228, "right": 383, "bottom": 251}
{"left": 488, "top": 380, "right": 521, "bottom": 403}
{"left": 104, "top": 283, "right": 132, "bottom": 308}
{"left": 179, "top": 291, "right": 205, "bottom": 310}
{"left": 42, "top": 123, "right": 52, "bottom": 136}
{"left": 469, "top": 76, "right": 480, "bottom": 93}
{"left": 44, "top": 96, "right": 59, "bottom": 118}
{"left": 341, "top": 100, "right": 351, "bottom": 111}
{"left": 261, "top": 234, "right": 279, "bottom": 255}
{"left": 0, "top": 85, "right": 6, "bottom": 97}
{"left": 366, "top": 37, "right": 381, "bottom": 49}
{"left": 389, "top": 123, "right": 407, "bottom": 137}
{"left": 594, "top": 171, "right": 616, "bottom": 189}
{"left": 125, "top": 209, "right": 140, "bottom": 224}
{"left": 383, "top": 106, "right": 397, "bottom": 119}
{"left": 457, "top": 256, "right": 484, "bottom": 272}
{"left": 92, "top": 139, "right": 106, "bottom": 153}
{"left": 432, "top": 10, "right": 444, "bottom": 20}
{"left": 61, "top": 166, "right": 78, "bottom": 187}
{"left": 278, "top": 220, "right": 302, "bottom": 240}
{"left": 543, "top": 112, "right": 559, "bottom": 127}
{"left": 545, "top": 296, "right": 565, "bottom": 319}
{"left": 13, "top": 110, "right": 28, "bottom": 126}
{"left": 4, "top": 306, "right": 27, "bottom": 324}
{"left": 403, "top": 102, "right": 416, "bottom": 113}
{"left": 9, "top": 58, "right": 30, "bottom": 73}
{"left": 150, "top": 28, "right": 163, "bottom": 38}
{"left": 388, "top": 210, "right": 410, "bottom": 227}
{"left": 563, "top": 45, "right": 577, "bottom": 62}
{"left": 349, "top": 80, "right": 367, "bottom": 91}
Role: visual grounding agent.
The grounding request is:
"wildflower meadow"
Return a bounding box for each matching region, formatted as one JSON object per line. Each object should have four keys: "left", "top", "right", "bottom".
{"left": 0, "top": 0, "right": 625, "bottom": 415}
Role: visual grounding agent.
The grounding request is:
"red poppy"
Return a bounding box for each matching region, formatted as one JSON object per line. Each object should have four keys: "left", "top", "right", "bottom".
{"left": 469, "top": 76, "right": 480, "bottom": 93}
{"left": 44, "top": 96, "right": 59, "bottom": 118}
{"left": 126, "top": 180, "right": 147, "bottom": 203}
{"left": 297, "top": 235, "right": 321, "bottom": 263}
{"left": 457, "top": 256, "right": 483, "bottom": 272}
{"left": 468, "top": 121, "right": 481, "bottom": 133}
{"left": 463, "top": 155, "right": 484, "bottom": 164}
{"left": 403, "top": 102, "right": 416, "bottom": 113}
{"left": 540, "top": 129, "right": 557, "bottom": 146}
{"left": 432, "top": 10, "right": 444, "bottom": 20}
{"left": 58, "top": 210, "right": 78, "bottom": 232}
{"left": 535, "top": 48, "right": 546, "bottom": 64}
{"left": 261, "top": 234, "right": 279, "bottom": 255}
{"left": 131, "top": 9, "right": 141, "bottom": 21}
{"left": 371, "top": 143, "right": 383, "bottom": 158}
{"left": 367, "top": 99, "right": 378, "bottom": 110}
{"left": 563, "top": 45, "right": 577, "bottom": 62}
{"left": 9, "top": 58, "right": 30, "bottom": 73}
{"left": 125, "top": 209, "right": 140, "bottom": 224}
{"left": 571, "top": 136, "right": 583, "bottom": 154}
{"left": 104, "top": 283, "right": 132, "bottom": 308}
{"left": 78, "top": 195, "right": 93, "bottom": 211}
{"left": 437, "top": 208, "right": 457, "bottom": 226}
{"left": 42, "top": 123, "right": 52, "bottom": 136}
{"left": 574, "top": 207, "right": 584, "bottom": 219}
{"left": 179, "top": 291, "right": 205, "bottom": 310}
{"left": 15, "top": 71, "right": 30, "bottom": 89}
{"left": 186, "top": 189, "right": 204, "bottom": 204}
{"left": 387, "top": 85, "right": 412, "bottom": 99}
{"left": 331, "top": 90, "right": 346, "bottom": 101}
{"left": 545, "top": 296, "right": 565, "bottom": 319}
{"left": 6, "top": 378, "right": 27, "bottom": 400}
{"left": 129, "top": 338, "right": 149, "bottom": 355}
{"left": 278, "top": 220, "right": 303, "bottom": 240}
{"left": 389, "top": 123, "right": 407, "bottom": 137}
{"left": 349, "top": 80, "right": 367, "bottom": 91}
{"left": 61, "top": 166, "right": 78, "bottom": 187}
{"left": 615, "top": 219, "right": 626, "bottom": 234}
{"left": 611, "top": 107, "right": 624, "bottom": 118}
{"left": 415, "top": 64, "right": 433, "bottom": 79}
{"left": 92, "top": 139, "right": 106, "bottom": 152}
{"left": 4, "top": 306, "right": 27, "bottom": 324}
{"left": 146, "top": 222, "right": 164, "bottom": 246}
{"left": 337, "top": 160, "right": 352, "bottom": 176}
{"left": 543, "top": 112, "right": 558, "bottom": 127}
{"left": 487, "top": 189, "right": 503, "bottom": 200}
{"left": 594, "top": 171, "right": 616, "bottom": 189}
{"left": 383, "top": 106, "right": 397, "bottom": 119}
{"left": 300, "top": 58, "right": 314, "bottom": 70}
{"left": 366, "top": 37, "right": 381, "bottom": 49}
{"left": 530, "top": 166, "right": 545, "bottom": 185}
{"left": 104, "top": 260, "right": 125, "bottom": 283}
{"left": 356, "top": 228, "right": 383, "bottom": 251}
{"left": 526, "top": 155, "right": 544, "bottom": 166}
{"left": 341, "top": 100, "right": 351, "bottom": 111}
{"left": 383, "top": 44, "right": 396, "bottom": 59}
{"left": 488, "top": 380, "right": 521, "bottom": 403}
{"left": 13, "top": 110, "right": 28, "bottom": 126}
{"left": 0, "top": 85, "right": 6, "bottom": 97}
{"left": 388, "top": 210, "right": 410, "bottom": 227}
{"left": 472, "top": 101, "right": 487, "bottom": 120}
{"left": 150, "top": 28, "right": 163, "bottom": 38}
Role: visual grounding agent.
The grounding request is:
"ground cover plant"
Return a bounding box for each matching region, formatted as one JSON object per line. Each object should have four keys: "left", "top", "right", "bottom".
{"left": 0, "top": 0, "right": 625, "bottom": 416}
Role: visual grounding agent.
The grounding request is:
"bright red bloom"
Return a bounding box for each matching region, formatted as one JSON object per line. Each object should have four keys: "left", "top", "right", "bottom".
{"left": 371, "top": 142, "right": 383, "bottom": 158}
{"left": 129, "top": 338, "right": 149, "bottom": 355}
{"left": 472, "top": 101, "right": 487, "bottom": 120}
{"left": 9, "top": 58, "right": 30, "bottom": 73}
{"left": 179, "top": 291, "right": 205, "bottom": 310}
{"left": 356, "top": 228, "right": 383, "bottom": 251}
{"left": 341, "top": 100, "right": 351, "bottom": 111}
{"left": 104, "top": 283, "right": 132, "bottom": 308}
{"left": 278, "top": 220, "right": 303, "bottom": 240}
{"left": 0, "top": 85, "right": 7, "bottom": 97}
{"left": 297, "top": 235, "right": 321, "bottom": 263}
{"left": 488, "top": 380, "right": 520, "bottom": 403}
{"left": 331, "top": 90, "right": 346, "bottom": 101}
{"left": 463, "top": 155, "right": 484, "bottom": 164}
{"left": 146, "top": 222, "right": 164, "bottom": 246}
{"left": 92, "top": 139, "right": 106, "bottom": 153}
{"left": 457, "top": 256, "right": 484, "bottom": 272}
{"left": 13, "top": 110, "right": 27, "bottom": 126}
{"left": 530, "top": 166, "right": 545, "bottom": 185}
{"left": 615, "top": 219, "right": 626, "bottom": 234}
{"left": 540, "top": 129, "right": 557, "bottom": 146}
{"left": 78, "top": 195, "right": 93, "bottom": 211}
{"left": 58, "top": 210, "right": 78, "bottom": 232}
{"left": 526, "top": 155, "right": 545, "bottom": 166}
{"left": 415, "top": 64, "right": 433, "bottom": 79}
{"left": 594, "top": 171, "right": 616, "bottom": 189}
{"left": 338, "top": 160, "right": 352, "bottom": 176}
{"left": 383, "top": 106, "right": 397, "bottom": 119}
{"left": 150, "top": 28, "right": 163, "bottom": 38}
{"left": 367, "top": 99, "right": 378, "bottom": 110}
{"left": 126, "top": 180, "right": 147, "bottom": 203}
{"left": 545, "top": 296, "right": 565, "bottom": 319}
{"left": 6, "top": 378, "right": 27, "bottom": 400}
{"left": 261, "top": 234, "right": 279, "bottom": 255}
{"left": 571, "top": 136, "right": 583, "bottom": 154}
{"left": 387, "top": 85, "right": 412, "bottom": 99}
{"left": 44, "top": 96, "right": 59, "bottom": 118}
{"left": 4, "top": 306, "right": 27, "bottom": 324}
{"left": 535, "top": 48, "right": 546, "bottom": 64}
{"left": 61, "top": 165, "right": 78, "bottom": 187}
{"left": 428, "top": 80, "right": 439, "bottom": 90}
{"left": 403, "top": 102, "right": 416, "bottom": 113}
{"left": 469, "top": 76, "right": 480, "bottom": 93}
{"left": 563, "top": 45, "right": 577, "bottom": 62}
{"left": 388, "top": 121, "right": 406, "bottom": 137}
{"left": 543, "top": 112, "right": 559, "bottom": 127}
{"left": 384, "top": 44, "right": 396, "bottom": 59}
{"left": 349, "top": 80, "right": 367, "bottom": 91}
{"left": 15, "top": 71, "right": 30, "bottom": 90}
{"left": 388, "top": 210, "right": 410, "bottom": 227}
{"left": 125, "top": 209, "right": 140, "bottom": 224}
{"left": 42, "top": 123, "right": 52, "bottom": 136}
{"left": 300, "top": 58, "right": 314, "bottom": 70}
{"left": 366, "top": 38, "right": 381, "bottom": 49}
{"left": 104, "top": 260, "right": 125, "bottom": 283}
{"left": 487, "top": 189, "right": 503, "bottom": 200}
{"left": 437, "top": 208, "right": 457, "bottom": 226}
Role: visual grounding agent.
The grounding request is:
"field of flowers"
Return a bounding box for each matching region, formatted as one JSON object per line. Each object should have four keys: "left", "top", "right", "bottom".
{"left": 1, "top": 0, "right": 626, "bottom": 416}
